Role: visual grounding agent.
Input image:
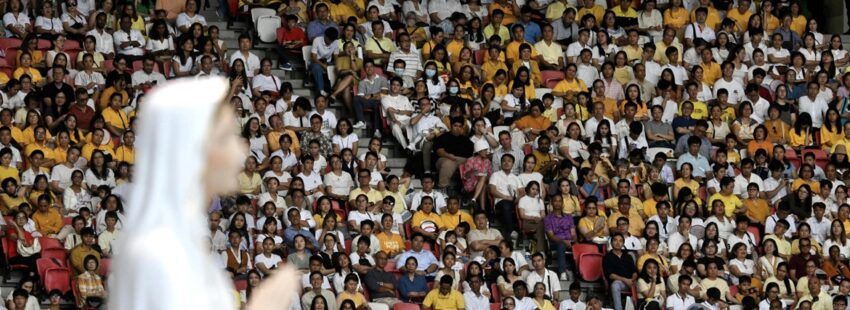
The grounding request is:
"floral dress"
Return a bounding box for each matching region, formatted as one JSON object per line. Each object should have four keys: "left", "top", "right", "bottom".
{"left": 461, "top": 156, "right": 492, "bottom": 193}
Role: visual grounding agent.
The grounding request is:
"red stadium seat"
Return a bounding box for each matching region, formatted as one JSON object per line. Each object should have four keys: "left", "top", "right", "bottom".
{"left": 541, "top": 70, "right": 565, "bottom": 89}
{"left": 474, "top": 50, "right": 485, "bottom": 65}
{"left": 62, "top": 40, "right": 81, "bottom": 51}
{"left": 393, "top": 303, "right": 421, "bottom": 310}
{"left": 132, "top": 60, "right": 144, "bottom": 72}
{"left": 0, "top": 38, "right": 22, "bottom": 50}
{"left": 37, "top": 258, "right": 61, "bottom": 280}
{"left": 37, "top": 39, "right": 52, "bottom": 50}
{"left": 44, "top": 267, "right": 72, "bottom": 295}
{"left": 490, "top": 283, "right": 500, "bottom": 302}
{"left": 234, "top": 279, "right": 248, "bottom": 291}
{"left": 571, "top": 243, "right": 599, "bottom": 267}
{"left": 748, "top": 226, "right": 761, "bottom": 245}
{"left": 103, "top": 59, "right": 114, "bottom": 72}
{"left": 802, "top": 149, "right": 828, "bottom": 170}
{"left": 578, "top": 253, "right": 603, "bottom": 281}
{"left": 490, "top": 303, "right": 501, "bottom": 310}
{"left": 41, "top": 247, "right": 68, "bottom": 263}
{"left": 39, "top": 237, "right": 63, "bottom": 250}
{"left": 384, "top": 259, "right": 397, "bottom": 272}
{"left": 99, "top": 258, "right": 111, "bottom": 277}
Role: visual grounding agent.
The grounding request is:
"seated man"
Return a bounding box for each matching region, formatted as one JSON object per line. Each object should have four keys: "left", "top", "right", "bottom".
{"left": 352, "top": 61, "right": 388, "bottom": 133}
{"left": 275, "top": 15, "right": 307, "bottom": 70}
{"left": 381, "top": 77, "right": 414, "bottom": 148}
{"left": 433, "top": 117, "right": 473, "bottom": 189}
{"left": 423, "top": 275, "right": 464, "bottom": 310}
{"left": 308, "top": 27, "right": 339, "bottom": 96}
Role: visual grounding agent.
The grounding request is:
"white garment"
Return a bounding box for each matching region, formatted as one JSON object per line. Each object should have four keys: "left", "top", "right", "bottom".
{"left": 109, "top": 78, "right": 237, "bottom": 310}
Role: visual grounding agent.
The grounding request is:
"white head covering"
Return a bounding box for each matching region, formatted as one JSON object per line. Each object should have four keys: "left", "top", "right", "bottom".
{"left": 109, "top": 78, "right": 236, "bottom": 310}
{"left": 473, "top": 139, "right": 490, "bottom": 153}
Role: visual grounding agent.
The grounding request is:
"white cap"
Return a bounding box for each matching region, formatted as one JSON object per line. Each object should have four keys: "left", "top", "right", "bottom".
{"left": 474, "top": 139, "right": 490, "bottom": 153}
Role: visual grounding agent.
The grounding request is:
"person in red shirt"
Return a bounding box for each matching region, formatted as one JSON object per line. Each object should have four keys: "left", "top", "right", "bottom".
{"left": 275, "top": 15, "right": 308, "bottom": 71}
{"left": 67, "top": 88, "right": 95, "bottom": 131}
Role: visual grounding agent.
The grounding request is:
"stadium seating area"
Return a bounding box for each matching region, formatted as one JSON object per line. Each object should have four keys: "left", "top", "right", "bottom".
{"left": 0, "top": 0, "right": 849, "bottom": 309}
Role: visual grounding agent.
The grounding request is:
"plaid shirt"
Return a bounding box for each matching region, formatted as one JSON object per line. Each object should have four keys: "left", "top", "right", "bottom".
{"left": 77, "top": 271, "right": 105, "bottom": 303}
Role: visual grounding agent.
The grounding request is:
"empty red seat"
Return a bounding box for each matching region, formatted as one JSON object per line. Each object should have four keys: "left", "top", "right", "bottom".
{"left": 393, "top": 303, "right": 420, "bottom": 310}
{"left": 44, "top": 267, "right": 71, "bottom": 295}
{"left": 578, "top": 253, "right": 603, "bottom": 282}
{"left": 40, "top": 248, "right": 67, "bottom": 264}
{"left": 39, "top": 237, "right": 63, "bottom": 250}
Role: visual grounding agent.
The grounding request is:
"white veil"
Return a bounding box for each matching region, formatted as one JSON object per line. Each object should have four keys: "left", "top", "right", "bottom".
{"left": 108, "top": 78, "right": 235, "bottom": 310}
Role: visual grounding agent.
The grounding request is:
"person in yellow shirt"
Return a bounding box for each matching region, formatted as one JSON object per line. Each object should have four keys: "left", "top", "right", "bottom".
{"left": 510, "top": 44, "right": 542, "bottom": 85}
{"left": 488, "top": 0, "right": 517, "bottom": 25}
{"left": 663, "top": 0, "right": 690, "bottom": 31}
{"left": 551, "top": 64, "right": 587, "bottom": 102}
{"left": 412, "top": 196, "right": 445, "bottom": 241}
{"left": 689, "top": 0, "right": 721, "bottom": 30}
{"left": 792, "top": 165, "right": 820, "bottom": 193}
{"left": 13, "top": 53, "right": 44, "bottom": 86}
{"left": 0, "top": 148, "right": 18, "bottom": 183}
{"left": 81, "top": 129, "right": 116, "bottom": 161}
{"left": 788, "top": 113, "right": 814, "bottom": 148}
{"left": 506, "top": 25, "right": 539, "bottom": 65}
{"left": 333, "top": 0, "right": 365, "bottom": 24}
{"left": 621, "top": 30, "right": 643, "bottom": 63}
{"left": 725, "top": 0, "right": 752, "bottom": 32}
{"left": 102, "top": 93, "right": 130, "bottom": 138}
{"left": 576, "top": 0, "right": 604, "bottom": 26}
{"left": 698, "top": 48, "right": 721, "bottom": 86}
{"left": 377, "top": 215, "right": 405, "bottom": 257}
{"left": 0, "top": 71, "right": 9, "bottom": 86}
{"left": 423, "top": 276, "right": 465, "bottom": 310}
{"left": 482, "top": 46, "right": 508, "bottom": 82}
{"left": 483, "top": 10, "right": 511, "bottom": 46}
{"left": 534, "top": 24, "right": 565, "bottom": 71}
{"left": 440, "top": 197, "right": 475, "bottom": 230}
{"left": 654, "top": 28, "right": 683, "bottom": 65}
{"left": 23, "top": 127, "right": 56, "bottom": 168}
{"left": 789, "top": 2, "right": 806, "bottom": 36}
{"left": 708, "top": 177, "right": 743, "bottom": 217}
{"left": 32, "top": 194, "right": 63, "bottom": 236}
{"left": 114, "top": 130, "right": 135, "bottom": 164}
{"left": 98, "top": 72, "right": 129, "bottom": 110}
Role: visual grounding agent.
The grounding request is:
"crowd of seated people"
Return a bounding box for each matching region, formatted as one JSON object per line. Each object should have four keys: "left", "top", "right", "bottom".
{"left": 1, "top": 0, "right": 850, "bottom": 309}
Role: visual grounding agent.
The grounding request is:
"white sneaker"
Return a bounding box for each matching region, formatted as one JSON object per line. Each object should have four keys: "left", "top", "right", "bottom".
{"left": 320, "top": 90, "right": 328, "bottom": 96}
{"left": 374, "top": 129, "right": 382, "bottom": 138}
{"left": 560, "top": 272, "right": 568, "bottom": 281}
{"left": 352, "top": 121, "right": 366, "bottom": 129}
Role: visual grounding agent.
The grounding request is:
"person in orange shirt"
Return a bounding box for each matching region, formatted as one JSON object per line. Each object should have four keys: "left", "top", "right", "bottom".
{"left": 688, "top": 0, "right": 721, "bottom": 30}
{"left": 725, "top": 0, "right": 752, "bottom": 32}
{"left": 32, "top": 194, "right": 63, "bottom": 236}
{"left": 488, "top": 0, "right": 518, "bottom": 25}
{"left": 663, "top": 0, "right": 690, "bottom": 31}
{"left": 511, "top": 101, "right": 551, "bottom": 141}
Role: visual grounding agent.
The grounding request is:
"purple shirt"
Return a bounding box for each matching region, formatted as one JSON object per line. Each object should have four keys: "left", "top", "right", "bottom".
{"left": 544, "top": 213, "right": 575, "bottom": 241}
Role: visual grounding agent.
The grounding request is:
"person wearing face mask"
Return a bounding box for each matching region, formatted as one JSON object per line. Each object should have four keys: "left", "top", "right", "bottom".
{"left": 390, "top": 60, "right": 415, "bottom": 95}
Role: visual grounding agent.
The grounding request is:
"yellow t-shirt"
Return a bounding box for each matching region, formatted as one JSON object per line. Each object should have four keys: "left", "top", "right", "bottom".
{"left": 577, "top": 5, "right": 604, "bottom": 25}
{"left": 13, "top": 67, "right": 42, "bottom": 83}
{"left": 791, "top": 15, "right": 807, "bottom": 36}
{"left": 708, "top": 193, "right": 743, "bottom": 217}
{"left": 700, "top": 62, "right": 722, "bottom": 86}
{"left": 348, "top": 187, "right": 384, "bottom": 204}
{"left": 788, "top": 128, "right": 812, "bottom": 148}
{"left": 726, "top": 9, "right": 752, "bottom": 32}
{"left": 114, "top": 145, "right": 134, "bottom": 164}
{"left": 102, "top": 107, "right": 129, "bottom": 130}
{"left": 81, "top": 143, "right": 115, "bottom": 161}
{"left": 376, "top": 232, "right": 404, "bottom": 257}
{"left": 412, "top": 211, "right": 445, "bottom": 230}
{"left": 506, "top": 40, "right": 539, "bottom": 63}
{"left": 440, "top": 211, "right": 476, "bottom": 230}
{"left": 663, "top": 7, "right": 689, "bottom": 29}
{"left": 423, "top": 289, "right": 465, "bottom": 310}
{"left": 0, "top": 166, "right": 19, "bottom": 183}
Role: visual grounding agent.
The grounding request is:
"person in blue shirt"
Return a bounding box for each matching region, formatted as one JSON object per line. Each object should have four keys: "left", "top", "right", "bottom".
{"left": 397, "top": 233, "right": 439, "bottom": 276}
{"left": 283, "top": 208, "right": 319, "bottom": 250}
{"left": 677, "top": 135, "right": 713, "bottom": 181}
{"left": 397, "top": 256, "right": 429, "bottom": 302}
{"left": 514, "top": 6, "right": 541, "bottom": 44}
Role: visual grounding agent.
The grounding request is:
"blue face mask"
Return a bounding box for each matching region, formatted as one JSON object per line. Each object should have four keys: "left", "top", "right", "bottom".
{"left": 449, "top": 87, "right": 459, "bottom": 94}
{"left": 425, "top": 69, "right": 437, "bottom": 77}
{"left": 394, "top": 68, "right": 405, "bottom": 76}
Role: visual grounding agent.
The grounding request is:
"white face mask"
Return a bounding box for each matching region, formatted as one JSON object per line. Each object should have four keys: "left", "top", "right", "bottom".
{"left": 449, "top": 87, "right": 459, "bottom": 94}
{"left": 425, "top": 69, "right": 437, "bottom": 77}
{"left": 394, "top": 68, "right": 405, "bottom": 76}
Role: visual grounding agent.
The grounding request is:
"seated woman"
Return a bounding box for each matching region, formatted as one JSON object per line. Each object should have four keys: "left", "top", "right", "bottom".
{"left": 397, "top": 256, "right": 428, "bottom": 302}
{"left": 411, "top": 196, "right": 445, "bottom": 243}
{"left": 496, "top": 257, "right": 522, "bottom": 298}
{"left": 336, "top": 274, "right": 368, "bottom": 310}
{"left": 254, "top": 238, "right": 283, "bottom": 277}
{"left": 434, "top": 252, "right": 462, "bottom": 290}
{"left": 637, "top": 258, "right": 666, "bottom": 307}
{"left": 511, "top": 100, "right": 549, "bottom": 142}
{"left": 5, "top": 210, "right": 41, "bottom": 277}
{"left": 77, "top": 255, "right": 106, "bottom": 308}
{"left": 728, "top": 243, "right": 760, "bottom": 286}
{"left": 577, "top": 197, "right": 608, "bottom": 242}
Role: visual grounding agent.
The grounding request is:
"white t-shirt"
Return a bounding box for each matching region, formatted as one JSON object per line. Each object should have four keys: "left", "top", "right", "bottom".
{"left": 35, "top": 16, "right": 62, "bottom": 33}
{"left": 489, "top": 170, "right": 522, "bottom": 204}
{"left": 3, "top": 13, "right": 31, "bottom": 38}
{"left": 146, "top": 37, "right": 174, "bottom": 53}
{"left": 324, "top": 171, "right": 354, "bottom": 196}
{"left": 517, "top": 195, "right": 544, "bottom": 218}
{"left": 176, "top": 13, "right": 207, "bottom": 32}
{"left": 297, "top": 172, "right": 323, "bottom": 193}
{"left": 332, "top": 134, "right": 359, "bottom": 150}
{"left": 713, "top": 78, "right": 745, "bottom": 104}
{"left": 253, "top": 253, "right": 282, "bottom": 276}
{"left": 229, "top": 51, "right": 261, "bottom": 78}
{"left": 798, "top": 95, "right": 829, "bottom": 128}
{"left": 252, "top": 74, "right": 282, "bottom": 93}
